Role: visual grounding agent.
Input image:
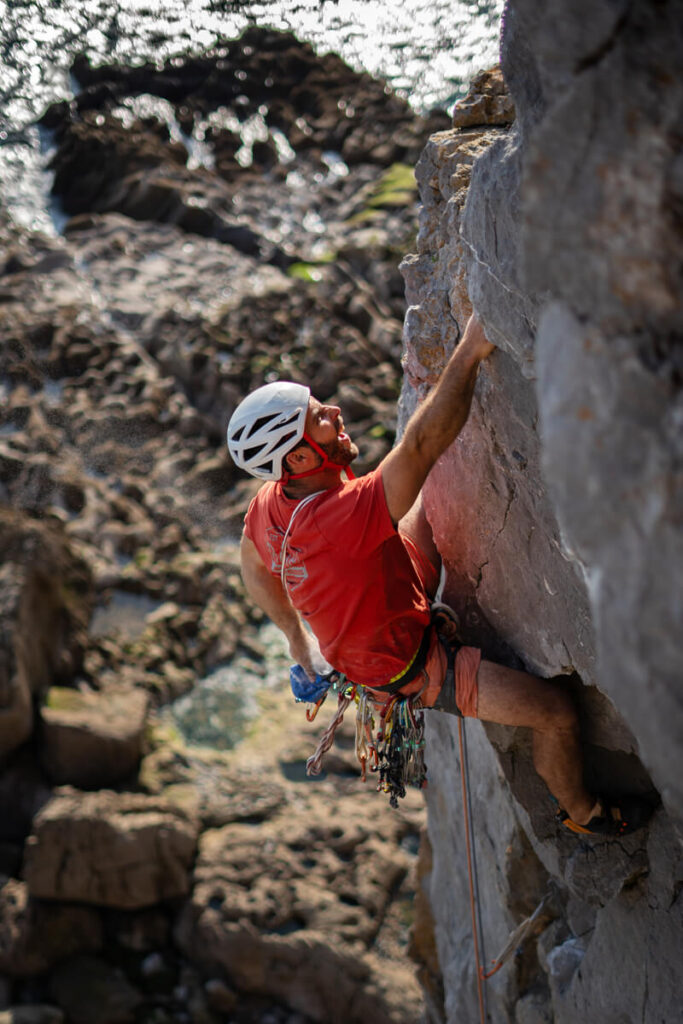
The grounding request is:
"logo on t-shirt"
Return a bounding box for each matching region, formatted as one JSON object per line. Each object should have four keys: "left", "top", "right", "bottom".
{"left": 266, "top": 526, "right": 308, "bottom": 589}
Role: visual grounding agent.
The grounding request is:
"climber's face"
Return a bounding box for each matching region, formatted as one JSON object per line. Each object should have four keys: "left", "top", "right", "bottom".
{"left": 304, "top": 397, "right": 358, "bottom": 466}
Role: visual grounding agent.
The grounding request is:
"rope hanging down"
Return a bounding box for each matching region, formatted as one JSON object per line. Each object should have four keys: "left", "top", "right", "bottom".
{"left": 458, "top": 717, "right": 488, "bottom": 1024}
{"left": 458, "top": 716, "right": 554, "bottom": 1021}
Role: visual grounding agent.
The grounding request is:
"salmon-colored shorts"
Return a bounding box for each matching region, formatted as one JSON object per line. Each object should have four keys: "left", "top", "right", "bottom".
{"left": 397, "top": 533, "right": 481, "bottom": 719}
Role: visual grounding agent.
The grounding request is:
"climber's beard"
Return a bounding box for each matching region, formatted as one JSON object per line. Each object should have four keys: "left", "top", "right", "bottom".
{"left": 322, "top": 429, "right": 359, "bottom": 468}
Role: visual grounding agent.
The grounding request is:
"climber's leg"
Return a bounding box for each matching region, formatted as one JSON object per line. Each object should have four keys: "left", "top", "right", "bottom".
{"left": 475, "top": 661, "right": 595, "bottom": 825}
{"left": 399, "top": 494, "right": 441, "bottom": 599}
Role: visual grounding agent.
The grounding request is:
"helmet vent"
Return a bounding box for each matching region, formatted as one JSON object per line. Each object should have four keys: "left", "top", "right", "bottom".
{"left": 243, "top": 443, "right": 263, "bottom": 461}
{"left": 276, "top": 410, "right": 301, "bottom": 428}
{"left": 249, "top": 414, "right": 277, "bottom": 436}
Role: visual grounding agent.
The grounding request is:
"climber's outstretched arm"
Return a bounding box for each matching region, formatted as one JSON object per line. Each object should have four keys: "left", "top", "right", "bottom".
{"left": 381, "top": 313, "right": 494, "bottom": 524}
{"left": 240, "top": 533, "right": 319, "bottom": 677}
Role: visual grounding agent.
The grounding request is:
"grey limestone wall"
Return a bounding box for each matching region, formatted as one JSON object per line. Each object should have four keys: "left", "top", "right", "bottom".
{"left": 400, "top": 3, "right": 683, "bottom": 1021}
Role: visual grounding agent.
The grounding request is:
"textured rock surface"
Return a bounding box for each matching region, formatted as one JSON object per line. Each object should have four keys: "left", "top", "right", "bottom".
{"left": 40, "top": 684, "right": 150, "bottom": 787}
{"left": 175, "top": 809, "right": 418, "bottom": 1024}
{"left": 400, "top": 3, "right": 683, "bottom": 1020}
{"left": 23, "top": 788, "right": 198, "bottom": 908}
{"left": 0, "top": 510, "right": 93, "bottom": 762}
{"left": 0, "top": 879, "right": 102, "bottom": 976}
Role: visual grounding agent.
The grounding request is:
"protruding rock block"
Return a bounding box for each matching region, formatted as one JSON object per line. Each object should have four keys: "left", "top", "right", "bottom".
{"left": 0, "top": 509, "right": 93, "bottom": 763}
{"left": 40, "top": 685, "right": 150, "bottom": 788}
{"left": 452, "top": 67, "right": 516, "bottom": 128}
{"left": 23, "top": 789, "right": 198, "bottom": 909}
{"left": 175, "top": 814, "right": 413, "bottom": 1024}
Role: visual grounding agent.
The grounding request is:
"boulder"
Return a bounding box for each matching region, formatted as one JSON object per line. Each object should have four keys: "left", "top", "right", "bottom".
{"left": 23, "top": 788, "right": 198, "bottom": 908}
{"left": 139, "top": 746, "right": 285, "bottom": 828}
{"left": 452, "top": 66, "right": 516, "bottom": 128}
{"left": 0, "top": 509, "right": 93, "bottom": 762}
{"left": 175, "top": 811, "right": 419, "bottom": 1023}
{"left": 40, "top": 684, "right": 150, "bottom": 787}
{"left": 0, "top": 878, "right": 102, "bottom": 976}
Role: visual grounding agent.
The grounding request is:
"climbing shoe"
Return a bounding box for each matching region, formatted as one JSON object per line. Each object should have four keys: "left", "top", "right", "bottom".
{"left": 557, "top": 795, "right": 653, "bottom": 838}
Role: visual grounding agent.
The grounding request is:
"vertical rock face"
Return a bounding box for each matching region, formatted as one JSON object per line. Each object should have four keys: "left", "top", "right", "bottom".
{"left": 401, "top": 4, "right": 683, "bottom": 1021}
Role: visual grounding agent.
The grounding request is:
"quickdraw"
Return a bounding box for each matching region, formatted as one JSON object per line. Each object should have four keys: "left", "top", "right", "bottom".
{"left": 354, "top": 686, "right": 378, "bottom": 781}
{"left": 373, "top": 692, "right": 427, "bottom": 807}
{"left": 294, "top": 667, "right": 426, "bottom": 806}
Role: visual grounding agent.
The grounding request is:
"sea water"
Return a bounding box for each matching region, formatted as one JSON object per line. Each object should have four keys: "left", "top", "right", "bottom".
{"left": 0, "top": 0, "right": 503, "bottom": 233}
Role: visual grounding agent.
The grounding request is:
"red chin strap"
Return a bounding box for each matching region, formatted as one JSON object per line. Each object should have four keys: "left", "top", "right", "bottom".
{"left": 283, "top": 432, "right": 356, "bottom": 482}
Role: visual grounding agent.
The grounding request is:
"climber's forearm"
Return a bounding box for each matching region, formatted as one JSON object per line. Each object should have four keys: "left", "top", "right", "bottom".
{"left": 381, "top": 313, "right": 494, "bottom": 523}
{"left": 240, "top": 534, "right": 321, "bottom": 678}
{"left": 404, "top": 320, "right": 487, "bottom": 459}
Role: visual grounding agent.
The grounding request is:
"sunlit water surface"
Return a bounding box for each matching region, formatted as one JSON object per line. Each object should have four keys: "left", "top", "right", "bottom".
{"left": 0, "top": 0, "right": 503, "bottom": 232}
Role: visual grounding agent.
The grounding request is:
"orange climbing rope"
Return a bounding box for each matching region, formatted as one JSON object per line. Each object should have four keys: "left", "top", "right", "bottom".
{"left": 458, "top": 716, "right": 488, "bottom": 1024}
{"left": 458, "top": 715, "right": 551, "bottom": 1018}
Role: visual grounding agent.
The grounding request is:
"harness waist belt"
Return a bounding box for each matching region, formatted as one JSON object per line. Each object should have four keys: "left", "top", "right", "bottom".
{"left": 372, "top": 624, "right": 433, "bottom": 695}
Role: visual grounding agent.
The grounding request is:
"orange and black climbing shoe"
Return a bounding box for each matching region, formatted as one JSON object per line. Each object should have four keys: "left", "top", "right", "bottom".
{"left": 557, "top": 796, "right": 653, "bottom": 837}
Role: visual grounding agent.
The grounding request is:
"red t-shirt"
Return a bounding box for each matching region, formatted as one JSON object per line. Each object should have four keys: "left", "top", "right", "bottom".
{"left": 243, "top": 467, "right": 430, "bottom": 687}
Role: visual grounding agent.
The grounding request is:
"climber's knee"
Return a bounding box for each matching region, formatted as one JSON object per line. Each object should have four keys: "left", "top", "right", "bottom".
{"left": 537, "top": 684, "right": 579, "bottom": 735}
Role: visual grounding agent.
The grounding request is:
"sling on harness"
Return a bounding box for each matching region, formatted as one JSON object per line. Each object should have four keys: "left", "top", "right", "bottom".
{"left": 290, "top": 605, "right": 464, "bottom": 806}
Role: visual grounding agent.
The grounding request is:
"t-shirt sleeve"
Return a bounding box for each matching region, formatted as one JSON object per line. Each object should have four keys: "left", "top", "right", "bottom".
{"left": 243, "top": 494, "right": 258, "bottom": 543}
{"left": 242, "top": 484, "right": 272, "bottom": 548}
{"left": 315, "top": 466, "right": 396, "bottom": 558}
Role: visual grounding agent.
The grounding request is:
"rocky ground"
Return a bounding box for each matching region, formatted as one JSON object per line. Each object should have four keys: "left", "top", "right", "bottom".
{"left": 0, "top": 28, "right": 452, "bottom": 1024}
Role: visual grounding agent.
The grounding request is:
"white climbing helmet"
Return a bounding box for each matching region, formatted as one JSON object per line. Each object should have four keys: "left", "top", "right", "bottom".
{"left": 227, "top": 381, "right": 310, "bottom": 481}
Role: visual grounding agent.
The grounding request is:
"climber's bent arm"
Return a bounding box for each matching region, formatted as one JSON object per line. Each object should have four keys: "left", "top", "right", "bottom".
{"left": 240, "top": 533, "right": 318, "bottom": 678}
{"left": 381, "top": 313, "right": 494, "bottom": 524}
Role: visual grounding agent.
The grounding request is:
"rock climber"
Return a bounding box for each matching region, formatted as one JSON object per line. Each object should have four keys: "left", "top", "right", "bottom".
{"left": 228, "top": 313, "right": 649, "bottom": 836}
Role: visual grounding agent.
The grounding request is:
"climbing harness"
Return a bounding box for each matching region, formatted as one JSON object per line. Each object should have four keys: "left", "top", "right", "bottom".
{"left": 295, "top": 671, "right": 427, "bottom": 806}
{"left": 293, "top": 605, "right": 462, "bottom": 805}
{"left": 373, "top": 622, "right": 434, "bottom": 696}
